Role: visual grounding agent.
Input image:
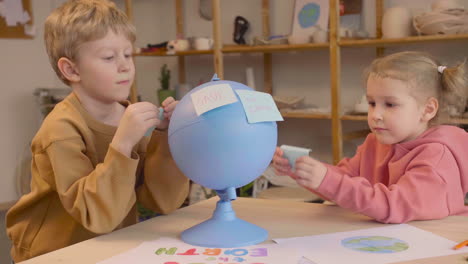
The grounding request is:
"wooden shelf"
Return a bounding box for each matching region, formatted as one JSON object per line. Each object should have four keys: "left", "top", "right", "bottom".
{"left": 134, "top": 49, "right": 213, "bottom": 57}
{"left": 341, "top": 114, "right": 367, "bottom": 121}
{"left": 281, "top": 111, "right": 331, "bottom": 119}
{"left": 134, "top": 43, "right": 330, "bottom": 57}
{"left": 134, "top": 33, "right": 468, "bottom": 56}
{"left": 340, "top": 34, "right": 468, "bottom": 48}
{"left": 223, "top": 43, "right": 329, "bottom": 53}
{"left": 341, "top": 114, "right": 468, "bottom": 125}
{"left": 449, "top": 118, "right": 468, "bottom": 125}
{"left": 126, "top": 0, "right": 467, "bottom": 164}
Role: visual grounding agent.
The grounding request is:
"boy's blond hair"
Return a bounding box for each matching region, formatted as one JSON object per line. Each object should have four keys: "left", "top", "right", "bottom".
{"left": 44, "top": 0, "right": 136, "bottom": 85}
{"left": 364, "top": 51, "right": 468, "bottom": 125}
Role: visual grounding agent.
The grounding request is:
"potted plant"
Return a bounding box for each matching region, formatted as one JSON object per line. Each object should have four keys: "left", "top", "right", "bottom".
{"left": 157, "top": 64, "right": 175, "bottom": 104}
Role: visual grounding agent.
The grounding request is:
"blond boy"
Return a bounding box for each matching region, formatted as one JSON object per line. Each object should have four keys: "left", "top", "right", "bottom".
{"left": 6, "top": 0, "right": 189, "bottom": 261}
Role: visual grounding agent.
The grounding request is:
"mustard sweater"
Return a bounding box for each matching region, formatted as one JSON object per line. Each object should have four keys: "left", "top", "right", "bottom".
{"left": 6, "top": 93, "right": 189, "bottom": 262}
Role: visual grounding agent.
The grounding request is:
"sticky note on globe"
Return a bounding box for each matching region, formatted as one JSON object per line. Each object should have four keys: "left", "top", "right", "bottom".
{"left": 191, "top": 84, "right": 238, "bottom": 116}
{"left": 235, "top": 90, "right": 284, "bottom": 123}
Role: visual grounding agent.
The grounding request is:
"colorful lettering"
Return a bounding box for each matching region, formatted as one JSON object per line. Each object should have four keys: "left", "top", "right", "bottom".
{"left": 155, "top": 247, "right": 177, "bottom": 255}
{"left": 233, "top": 257, "right": 246, "bottom": 262}
{"left": 202, "top": 248, "right": 221, "bottom": 255}
{"left": 224, "top": 249, "right": 248, "bottom": 256}
{"left": 250, "top": 248, "right": 267, "bottom": 257}
{"left": 177, "top": 248, "right": 199, "bottom": 255}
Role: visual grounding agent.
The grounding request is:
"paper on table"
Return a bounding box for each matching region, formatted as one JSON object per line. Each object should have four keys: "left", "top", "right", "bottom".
{"left": 97, "top": 237, "right": 302, "bottom": 264}
{"left": 191, "top": 83, "right": 238, "bottom": 116}
{"left": 235, "top": 89, "right": 283, "bottom": 123}
{"left": 274, "top": 224, "right": 468, "bottom": 264}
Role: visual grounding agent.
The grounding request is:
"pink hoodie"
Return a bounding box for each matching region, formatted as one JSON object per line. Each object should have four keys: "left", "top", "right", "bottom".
{"left": 317, "top": 125, "right": 468, "bottom": 223}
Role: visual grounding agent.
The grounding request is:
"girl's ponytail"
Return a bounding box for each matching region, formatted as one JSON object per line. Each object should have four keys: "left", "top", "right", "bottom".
{"left": 440, "top": 61, "right": 468, "bottom": 117}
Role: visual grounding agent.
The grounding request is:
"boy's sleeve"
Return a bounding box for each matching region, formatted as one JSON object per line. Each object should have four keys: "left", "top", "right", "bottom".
{"left": 317, "top": 144, "right": 451, "bottom": 223}
{"left": 137, "top": 130, "right": 190, "bottom": 214}
{"left": 46, "top": 138, "right": 139, "bottom": 234}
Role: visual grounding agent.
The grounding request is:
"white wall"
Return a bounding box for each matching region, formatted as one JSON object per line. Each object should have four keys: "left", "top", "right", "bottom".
{"left": 0, "top": 0, "right": 69, "bottom": 204}
{"left": 1, "top": 0, "right": 468, "bottom": 204}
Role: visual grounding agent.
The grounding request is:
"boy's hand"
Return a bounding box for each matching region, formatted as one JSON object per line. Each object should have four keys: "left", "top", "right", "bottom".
{"left": 292, "top": 156, "right": 327, "bottom": 190}
{"left": 111, "top": 102, "right": 159, "bottom": 157}
{"left": 157, "top": 97, "right": 178, "bottom": 130}
{"left": 272, "top": 147, "right": 327, "bottom": 190}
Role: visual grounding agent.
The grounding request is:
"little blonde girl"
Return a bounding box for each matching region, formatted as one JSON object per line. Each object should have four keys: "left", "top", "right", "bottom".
{"left": 273, "top": 51, "right": 468, "bottom": 223}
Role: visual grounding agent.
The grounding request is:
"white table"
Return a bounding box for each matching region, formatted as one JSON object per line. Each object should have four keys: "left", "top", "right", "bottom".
{"left": 20, "top": 198, "right": 468, "bottom": 264}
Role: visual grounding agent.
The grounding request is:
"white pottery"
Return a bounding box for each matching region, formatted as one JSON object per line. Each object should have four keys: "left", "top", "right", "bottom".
{"left": 382, "top": 7, "right": 413, "bottom": 38}
{"left": 431, "top": 0, "right": 462, "bottom": 11}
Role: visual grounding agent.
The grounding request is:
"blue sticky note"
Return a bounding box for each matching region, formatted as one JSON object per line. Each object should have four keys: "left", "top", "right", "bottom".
{"left": 280, "top": 145, "right": 312, "bottom": 169}
{"left": 158, "top": 107, "right": 164, "bottom": 120}
{"left": 235, "top": 89, "right": 284, "bottom": 123}
{"left": 145, "top": 108, "right": 165, "bottom": 137}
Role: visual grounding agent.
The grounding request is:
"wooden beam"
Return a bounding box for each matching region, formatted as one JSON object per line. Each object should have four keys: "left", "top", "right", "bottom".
{"left": 124, "top": 0, "right": 138, "bottom": 103}
{"left": 175, "top": 0, "right": 186, "bottom": 84}
{"left": 212, "top": 0, "right": 224, "bottom": 79}
{"left": 175, "top": 0, "right": 184, "bottom": 37}
{"left": 376, "top": 0, "right": 385, "bottom": 57}
{"left": 376, "top": 0, "right": 384, "bottom": 39}
{"left": 124, "top": 0, "right": 133, "bottom": 22}
{"left": 262, "top": 0, "right": 270, "bottom": 37}
{"left": 330, "top": 0, "right": 342, "bottom": 164}
{"left": 262, "top": 0, "right": 272, "bottom": 94}
{"left": 178, "top": 57, "right": 186, "bottom": 84}
{"left": 264, "top": 54, "right": 272, "bottom": 94}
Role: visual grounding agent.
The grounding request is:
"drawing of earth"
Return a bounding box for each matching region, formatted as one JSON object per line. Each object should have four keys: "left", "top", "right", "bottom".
{"left": 341, "top": 236, "right": 409, "bottom": 253}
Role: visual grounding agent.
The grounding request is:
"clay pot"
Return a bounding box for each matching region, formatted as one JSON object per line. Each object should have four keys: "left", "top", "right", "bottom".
{"left": 382, "top": 7, "right": 413, "bottom": 38}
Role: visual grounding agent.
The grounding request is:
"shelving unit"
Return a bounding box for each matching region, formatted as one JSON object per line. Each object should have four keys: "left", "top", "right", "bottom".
{"left": 125, "top": 0, "right": 468, "bottom": 165}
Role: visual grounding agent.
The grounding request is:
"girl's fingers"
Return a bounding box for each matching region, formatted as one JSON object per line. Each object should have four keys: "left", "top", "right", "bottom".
{"left": 274, "top": 163, "right": 291, "bottom": 174}
{"left": 275, "top": 147, "right": 284, "bottom": 156}
{"left": 273, "top": 156, "right": 290, "bottom": 166}
{"left": 295, "top": 155, "right": 316, "bottom": 165}
{"left": 294, "top": 160, "right": 315, "bottom": 174}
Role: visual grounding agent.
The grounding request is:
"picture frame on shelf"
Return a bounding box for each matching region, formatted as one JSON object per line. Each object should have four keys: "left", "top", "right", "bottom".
{"left": 290, "top": 0, "right": 329, "bottom": 44}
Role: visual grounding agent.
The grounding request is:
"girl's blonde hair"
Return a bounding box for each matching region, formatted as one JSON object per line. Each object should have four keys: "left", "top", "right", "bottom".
{"left": 44, "top": 0, "right": 136, "bottom": 85}
{"left": 364, "top": 51, "right": 468, "bottom": 125}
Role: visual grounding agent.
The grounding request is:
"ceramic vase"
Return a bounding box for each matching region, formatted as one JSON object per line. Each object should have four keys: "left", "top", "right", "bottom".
{"left": 382, "top": 7, "right": 413, "bottom": 38}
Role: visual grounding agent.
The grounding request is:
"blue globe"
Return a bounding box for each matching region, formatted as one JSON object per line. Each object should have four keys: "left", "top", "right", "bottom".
{"left": 298, "top": 3, "right": 320, "bottom": 28}
{"left": 168, "top": 79, "right": 277, "bottom": 191}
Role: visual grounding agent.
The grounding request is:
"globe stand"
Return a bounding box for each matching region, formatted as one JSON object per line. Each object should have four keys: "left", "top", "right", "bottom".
{"left": 181, "top": 187, "right": 268, "bottom": 248}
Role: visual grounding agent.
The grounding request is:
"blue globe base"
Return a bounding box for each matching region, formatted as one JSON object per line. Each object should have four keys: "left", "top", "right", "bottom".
{"left": 181, "top": 199, "right": 268, "bottom": 248}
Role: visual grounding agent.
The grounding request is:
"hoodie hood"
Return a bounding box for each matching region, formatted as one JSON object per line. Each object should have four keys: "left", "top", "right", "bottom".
{"left": 400, "top": 125, "right": 468, "bottom": 194}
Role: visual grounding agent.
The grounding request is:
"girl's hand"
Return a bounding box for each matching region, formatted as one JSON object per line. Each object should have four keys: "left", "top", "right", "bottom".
{"left": 272, "top": 147, "right": 293, "bottom": 176}
{"left": 157, "top": 97, "right": 178, "bottom": 130}
{"left": 291, "top": 156, "right": 327, "bottom": 190}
